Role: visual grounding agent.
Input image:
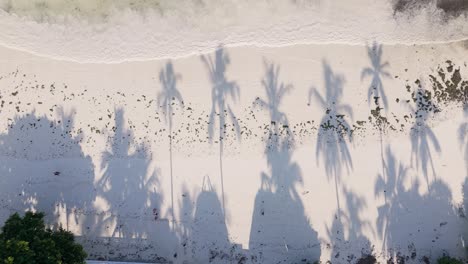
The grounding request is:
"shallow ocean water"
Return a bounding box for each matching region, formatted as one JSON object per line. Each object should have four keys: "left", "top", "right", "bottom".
{"left": 0, "top": 0, "right": 467, "bottom": 62}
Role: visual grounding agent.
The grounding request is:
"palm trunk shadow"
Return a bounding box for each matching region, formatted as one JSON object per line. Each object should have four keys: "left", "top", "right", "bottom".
{"left": 310, "top": 60, "right": 353, "bottom": 223}
{"left": 201, "top": 46, "right": 241, "bottom": 223}
{"left": 169, "top": 125, "right": 175, "bottom": 225}
{"left": 219, "top": 115, "right": 226, "bottom": 220}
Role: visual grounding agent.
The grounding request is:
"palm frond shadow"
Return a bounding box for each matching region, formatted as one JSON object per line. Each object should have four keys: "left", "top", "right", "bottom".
{"left": 0, "top": 109, "right": 93, "bottom": 228}
{"left": 158, "top": 61, "right": 184, "bottom": 128}
{"left": 201, "top": 46, "right": 241, "bottom": 144}
{"left": 308, "top": 60, "right": 353, "bottom": 213}
{"left": 361, "top": 41, "right": 391, "bottom": 109}
{"left": 408, "top": 87, "right": 442, "bottom": 188}
{"left": 326, "top": 186, "right": 374, "bottom": 263}
{"left": 249, "top": 61, "right": 320, "bottom": 263}
{"left": 157, "top": 60, "right": 184, "bottom": 223}
{"left": 375, "top": 146, "right": 458, "bottom": 261}
{"left": 201, "top": 45, "right": 241, "bottom": 221}
{"left": 97, "top": 108, "right": 162, "bottom": 239}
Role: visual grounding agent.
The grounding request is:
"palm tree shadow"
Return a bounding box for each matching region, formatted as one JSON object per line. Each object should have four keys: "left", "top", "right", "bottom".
{"left": 256, "top": 60, "right": 293, "bottom": 146}
{"left": 192, "top": 176, "right": 231, "bottom": 262}
{"left": 201, "top": 46, "right": 241, "bottom": 219}
{"left": 249, "top": 61, "right": 320, "bottom": 263}
{"left": 361, "top": 41, "right": 391, "bottom": 109}
{"left": 177, "top": 177, "right": 248, "bottom": 263}
{"left": 158, "top": 61, "right": 184, "bottom": 223}
{"left": 362, "top": 42, "right": 392, "bottom": 220}
{"left": 326, "top": 186, "right": 373, "bottom": 263}
{"left": 309, "top": 60, "right": 353, "bottom": 213}
{"left": 0, "top": 109, "right": 94, "bottom": 230}
{"left": 96, "top": 108, "right": 162, "bottom": 240}
{"left": 374, "top": 146, "right": 410, "bottom": 252}
{"left": 375, "top": 146, "right": 458, "bottom": 262}
{"left": 258, "top": 61, "right": 296, "bottom": 193}
{"left": 409, "top": 88, "right": 441, "bottom": 189}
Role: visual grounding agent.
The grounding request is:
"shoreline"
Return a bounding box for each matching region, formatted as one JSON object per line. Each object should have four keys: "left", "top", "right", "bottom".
{"left": 1, "top": 37, "right": 468, "bottom": 64}
{"left": 1, "top": 0, "right": 468, "bottom": 63}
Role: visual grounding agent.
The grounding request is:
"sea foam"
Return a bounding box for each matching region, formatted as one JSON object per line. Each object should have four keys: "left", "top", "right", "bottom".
{"left": 0, "top": 0, "right": 467, "bottom": 63}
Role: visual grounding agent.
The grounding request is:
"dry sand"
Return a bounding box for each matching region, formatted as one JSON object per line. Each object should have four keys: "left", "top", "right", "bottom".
{"left": 0, "top": 1, "right": 467, "bottom": 263}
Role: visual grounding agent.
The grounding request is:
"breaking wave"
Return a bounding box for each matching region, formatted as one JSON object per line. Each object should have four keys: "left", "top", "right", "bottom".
{"left": 0, "top": 0, "right": 467, "bottom": 63}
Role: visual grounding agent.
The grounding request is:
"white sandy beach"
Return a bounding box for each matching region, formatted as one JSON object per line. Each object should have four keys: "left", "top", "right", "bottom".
{"left": 0, "top": 1, "right": 467, "bottom": 263}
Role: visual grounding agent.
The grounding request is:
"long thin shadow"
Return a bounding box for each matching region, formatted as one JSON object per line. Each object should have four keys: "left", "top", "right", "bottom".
{"left": 361, "top": 42, "right": 391, "bottom": 205}
{"left": 309, "top": 60, "right": 353, "bottom": 215}
{"left": 409, "top": 88, "right": 441, "bottom": 189}
{"left": 249, "top": 61, "right": 320, "bottom": 263}
{"left": 158, "top": 61, "right": 184, "bottom": 225}
{"left": 201, "top": 46, "right": 240, "bottom": 220}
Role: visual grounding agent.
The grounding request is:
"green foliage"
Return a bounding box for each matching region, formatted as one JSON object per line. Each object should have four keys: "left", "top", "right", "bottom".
{"left": 0, "top": 212, "right": 87, "bottom": 264}
{"left": 437, "top": 256, "right": 463, "bottom": 264}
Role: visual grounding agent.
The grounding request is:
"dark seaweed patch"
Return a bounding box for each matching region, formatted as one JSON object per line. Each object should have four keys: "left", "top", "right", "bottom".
{"left": 429, "top": 61, "right": 468, "bottom": 108}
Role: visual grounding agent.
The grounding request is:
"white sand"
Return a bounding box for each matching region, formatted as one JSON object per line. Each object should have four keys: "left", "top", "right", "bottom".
{"left": 0, "top": 1, "right": 467, "bottom": 263}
